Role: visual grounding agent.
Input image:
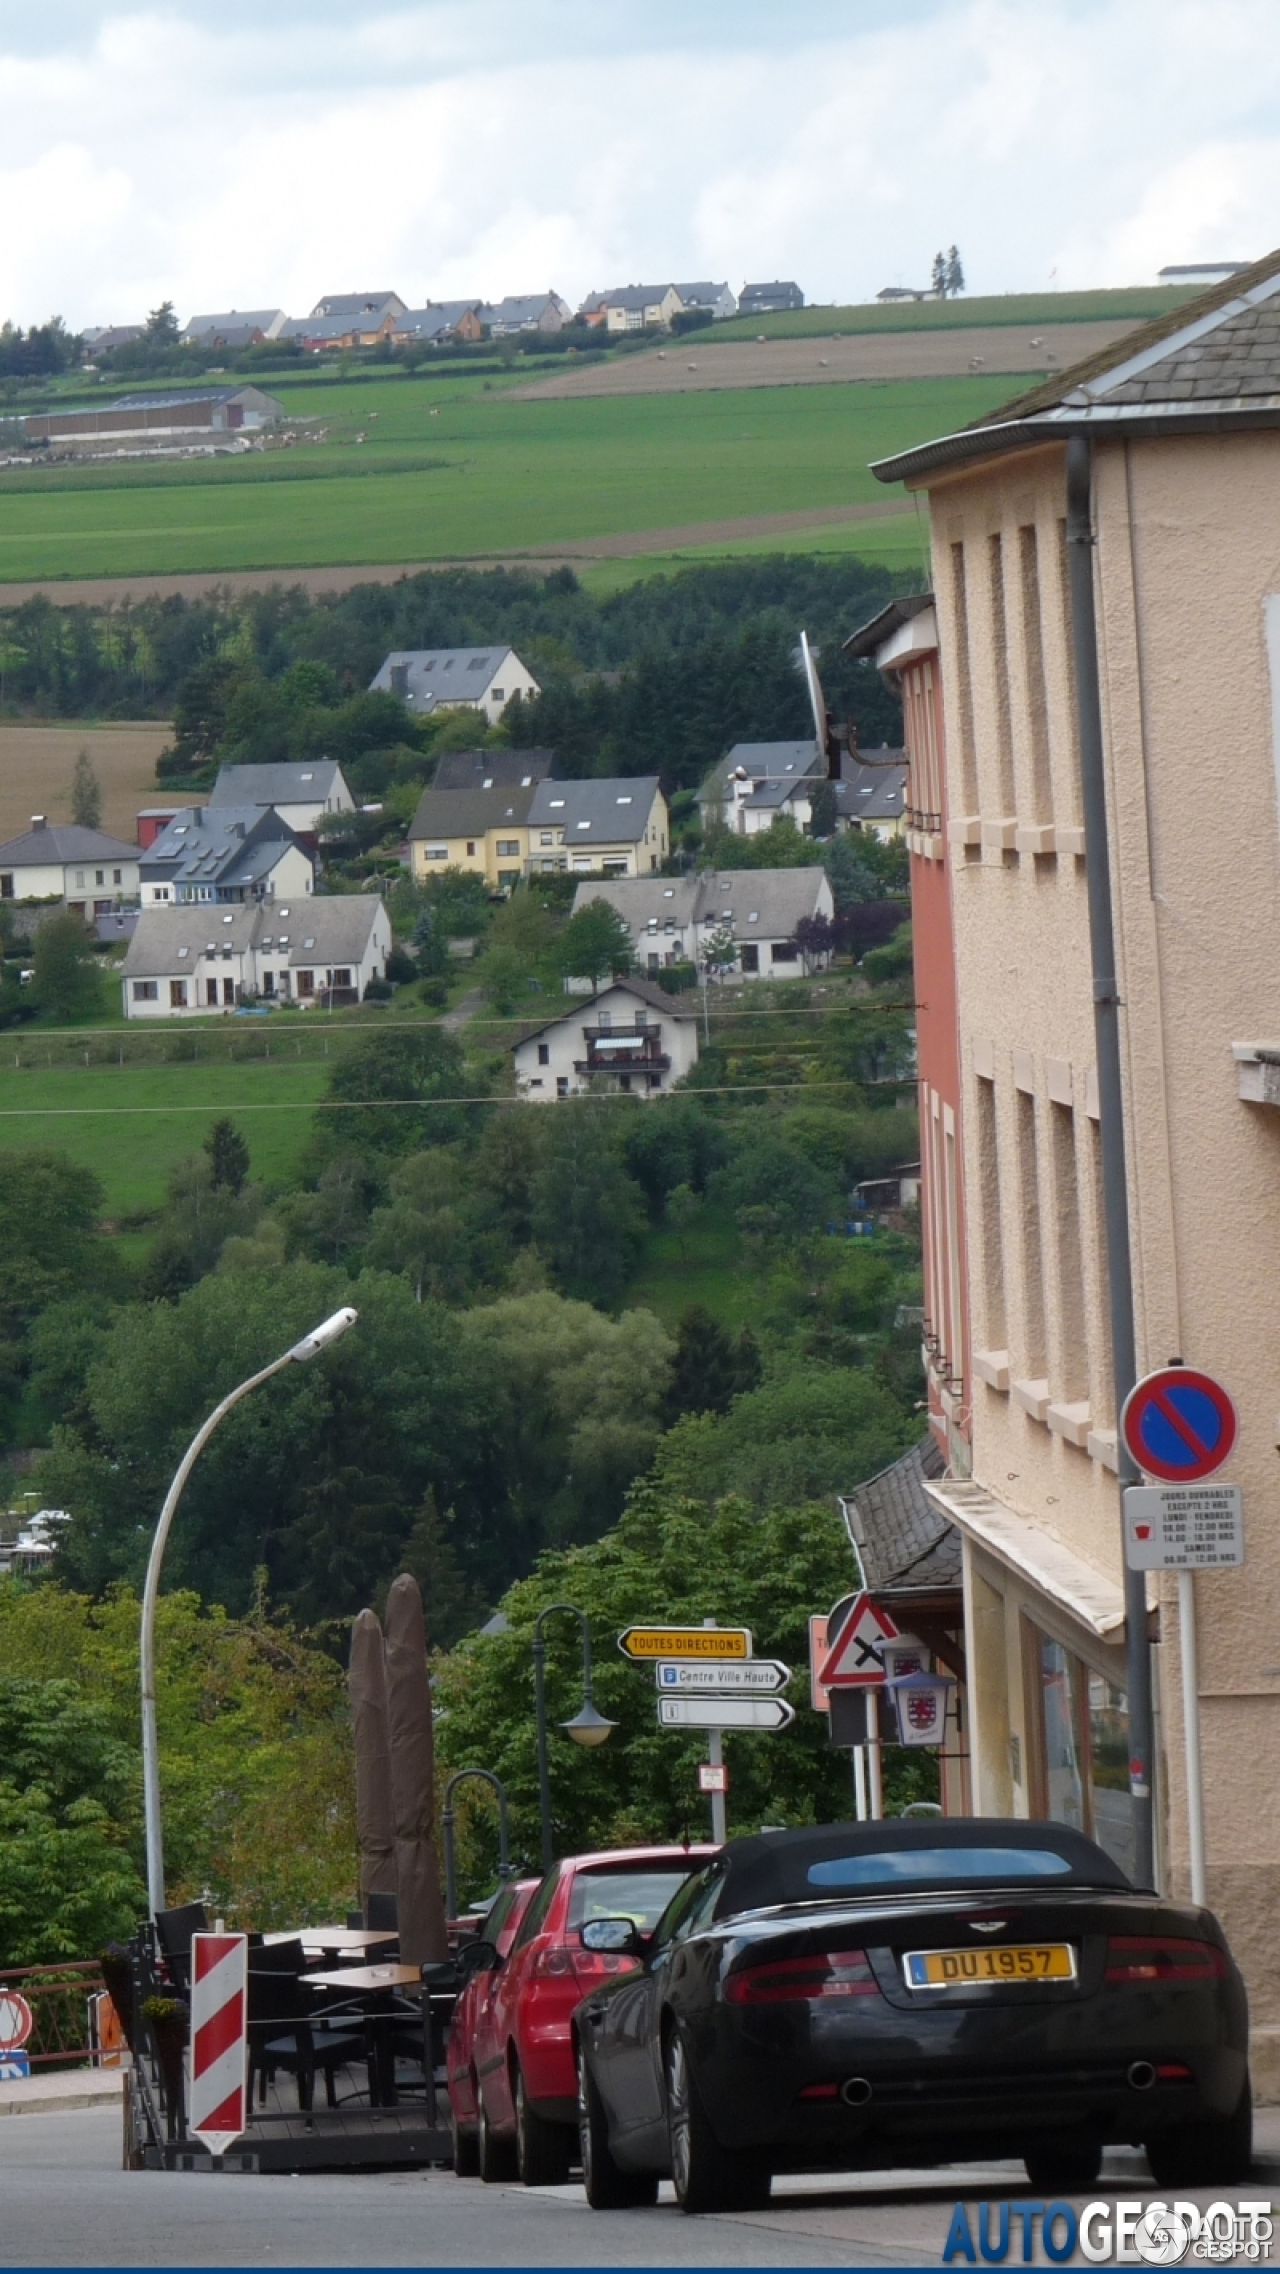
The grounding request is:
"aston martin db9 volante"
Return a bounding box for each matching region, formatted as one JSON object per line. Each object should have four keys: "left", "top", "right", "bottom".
{"left": 571, "top": 1819, "right": 1251, "bottom": 2213}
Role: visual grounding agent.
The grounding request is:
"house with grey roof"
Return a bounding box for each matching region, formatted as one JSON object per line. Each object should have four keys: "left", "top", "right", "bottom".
{"left": 527, "top": 777, "right": 668, "bottom": 876}
{"left": 739, "top": 281, "right": 805, "bottom": 314}
{"left": 309, "top": 291, "right": 406, "bottom": 324}
{"left": 572, "top": 863, "right": 833, "bottom": 979}
{"left": 0, "top": 818, "right": 140, "bottom": 919}
{"left": 513, "top": 975, "right": 700, "bottom": 1102}
{"left": 672, "top": 282, "right": 738, "bottom": 322}
{"left": 432, "top": 748, "right": 557, "bottom": 793}
{"left": 121, "top": 894, "right": 391, "bottom": 1018}
{"left": 371, "top": 645, "right": 540, "bottom": 723}
{"left": 578, "top": 285, "right": 685, "bottom": 332}
{"left": 698, "top": 740, "right": 821, "bottom": 830}
{"left": 209, "top": 760, "right": 354, "bottom": 838}
{"left": 139, "top": 807, "right": 314, "bottom": 908}
{"left": 838, "top": 1437, "right": 963, "bottom": 1673}
{"left": 480, "top": 293, "right": 572, "bottom": 336}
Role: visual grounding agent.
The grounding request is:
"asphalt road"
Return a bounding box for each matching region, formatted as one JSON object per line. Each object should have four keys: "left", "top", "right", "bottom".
{"left": 5, "top": 2108, "right": 1280, "bottom": 2269}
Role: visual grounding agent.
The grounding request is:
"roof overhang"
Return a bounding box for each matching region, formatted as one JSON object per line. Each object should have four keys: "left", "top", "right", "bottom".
{"left": 923, "top": 1476, "right": 1129, "bottom": 1640}
{"left": 874, "top": 403, "right": 1280, "bottom": 486}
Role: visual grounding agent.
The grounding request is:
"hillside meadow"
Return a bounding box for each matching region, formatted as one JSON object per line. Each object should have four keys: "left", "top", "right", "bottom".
{"left": 0, "top": 373, "right": 1012, "bottom": 583}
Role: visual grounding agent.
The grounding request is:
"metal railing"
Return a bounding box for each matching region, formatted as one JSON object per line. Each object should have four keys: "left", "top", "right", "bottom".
{"left": 0, "top": 1960, "right": 106, "bottom": 2067}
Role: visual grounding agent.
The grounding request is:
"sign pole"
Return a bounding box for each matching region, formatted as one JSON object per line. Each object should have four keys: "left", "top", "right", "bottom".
{"left": 867, "top": 1715, "right": 882, "bottom": 1820}
{"left": 852, "top": 1744, "right": 868, "bottom": 1821}
{"left": 706, "top": 1728, "right": 727, "bottom": 1844}
{"left": 1178, "top": 1569, "right": 1207, "bottom": 1906}
{"left": 703, "top": 1619, "right": 727, "bottom": 1843}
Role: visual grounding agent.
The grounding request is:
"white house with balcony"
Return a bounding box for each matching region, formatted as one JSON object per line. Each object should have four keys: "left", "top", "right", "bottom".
{"left": 513, "top": 976, "right": 700, "bottom": 1101}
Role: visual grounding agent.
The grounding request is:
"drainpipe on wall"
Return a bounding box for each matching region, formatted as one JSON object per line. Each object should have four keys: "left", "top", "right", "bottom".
{"left": 1064, "top": 433, "right": 1156, "bottom": 1892}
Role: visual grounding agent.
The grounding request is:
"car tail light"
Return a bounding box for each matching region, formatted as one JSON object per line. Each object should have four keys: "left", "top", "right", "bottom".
{"left": 725, "top": 1949, "right": 879, "bottom": 2004}
{"left": 529, "top": 1945, "right": 576, "bottom": 1980}
{"left": 797, "top": 2082, "right": 840, "bottom": 2101}
{"left": 571, "top": 1951, "right": 639, "bottom": 1981}
{"left": 1105, "top": 1937, "right": 1226, "bottom": 1984}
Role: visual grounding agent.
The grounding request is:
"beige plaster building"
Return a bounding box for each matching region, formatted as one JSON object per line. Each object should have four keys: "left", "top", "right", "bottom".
{"left": 874, "top": 249, "right": 1280, "bottom": 2092}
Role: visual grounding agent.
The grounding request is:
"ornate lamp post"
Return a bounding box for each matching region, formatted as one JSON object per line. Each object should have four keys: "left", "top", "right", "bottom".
{"left": 531, "top": 1603, "right": 615, "bottom": 1871}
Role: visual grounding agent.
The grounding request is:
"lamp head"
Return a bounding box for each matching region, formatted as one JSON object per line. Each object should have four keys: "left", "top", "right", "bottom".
{"left": 288, "top": 1307, "right": 358, "bottom": 1363}
{"left": 562, "top": 1699, "right": 616, "bottom": 1750}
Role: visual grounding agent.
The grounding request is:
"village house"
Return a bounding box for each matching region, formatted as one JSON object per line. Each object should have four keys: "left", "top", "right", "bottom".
{"left": 572, "top": 865, "right": 834, "bottom": 978}
{"left": 739, "top": 281, "right": 805, "bottom": 314}
{"left": 25, "top": 386, "right": 284, "bottom": 455}
{"left": 525, "top": 777, "right": 668, "bottom": 876}
{"left": 183, "top": 309, "right": 289, "bottom": 344}
{"left": 392, "top": 302, "right": 486, "bottom": 346}
{"left": 121, "top": 895, "right": 391, "bottom": 1018}
{"left": 371, "top": 646, "right": 540, "bottom": 723}
{"left": 699, "top": 739, "right": 908, "bottom": 840}
{"left": 431, "top": 748, "right": 557, "bottom": 793}
{"left": 0, "top": 818, "right": 140, "bottom": 919}
{"left": 139, "top": 806, "right": 314, "bottom": 907}
{"left": 672, "top": 282, "right": 739, "bottom": 322}
{"left": 406, "top": 779, "right": 543, "bottom": 891}
{"left": 208, "top": 760, "right": 355, "bottom": 840}
{"left": 480, "top": 293, "right": 572, "bottom": 336}
{"left": 578, "top": 285, "right": 685, "bottom": 331}
{"left": 513, "top": 976, "right": 700, "bottom": 1101}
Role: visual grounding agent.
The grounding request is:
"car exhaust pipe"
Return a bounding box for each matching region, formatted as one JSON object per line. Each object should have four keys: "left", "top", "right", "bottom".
{"left": 841, "top": 2077, "right": 873, "bottom": 2108}
{"left": 1128, "top": 2060, "right": 1156, "bottom": 2092}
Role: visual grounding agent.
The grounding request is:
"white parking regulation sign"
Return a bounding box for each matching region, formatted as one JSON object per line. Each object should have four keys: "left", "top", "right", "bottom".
{"left": 1123, "top": 1483, "right": 1244, "bottom": 1570}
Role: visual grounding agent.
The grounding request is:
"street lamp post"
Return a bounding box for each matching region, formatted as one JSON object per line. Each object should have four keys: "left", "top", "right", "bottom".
{"left": 140, "top": 1306, "right": 359, "bottom": 1917}
{"left": 531, "top": 1603, "right": 615, "bottom": 1872}
{"left": 441, "top": 1767, "right": 511, "bottom": 1923}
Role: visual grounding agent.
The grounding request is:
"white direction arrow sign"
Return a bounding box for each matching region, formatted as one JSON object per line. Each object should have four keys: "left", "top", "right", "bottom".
{"left": 657, "top": 1695, "right": 796, "bottom": 1732}
{"left": 655, "top": 1660, "right": 791, "bottom": 1694}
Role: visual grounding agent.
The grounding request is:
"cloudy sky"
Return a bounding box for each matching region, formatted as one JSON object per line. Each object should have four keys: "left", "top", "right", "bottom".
{"left": 2, "top": 0, "right": 1278, "bottom": 329}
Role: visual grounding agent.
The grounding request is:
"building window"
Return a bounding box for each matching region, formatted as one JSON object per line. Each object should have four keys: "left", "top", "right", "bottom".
{"left": 987, "top": 531, "right": 1016, "bottom": 813}
{"left": 263, "top": 970, "right": 276, "bottom": 996}
{"left": 132, "top": 980, "right": 158, "bottom": 1001}
{"left": 297, "top": 970, "right": 315, "bottom": 995}
{"left": 492, "top": 687, "right": 504, "bottom": 702}
{"left": 975, "top": 1074, "right": 1006, "bottom": 1351}
{"left": 540, "top": 833, "right": 554, "bottom": 846}
{"left": 556, "top": 1077, "right": 568, "bottom": 1097}
{"left": 169, "top": 980, "right": 188, "bottom": 1007}
{"left": 740, "top": 944, "right": 759, "bottom": 973}
{"left": 771, "top": 941, "right": 797, "bottom": 962}
{"left": 1015, "top": 1088, "right": 1047, "bottom": 1379}
{"left": 1019, "top": 524, "right": 1053, "bottom": 819}
{"left": 206, "top": 980, "right": 219, "bottom": 1005}
{"left": 0, "top": 876, "right": 12, "bottom": 899}
{"left": 425, "top": 847, "right": 448, "bottom": 862}
{"left": 1022, "top": 1618, "right": 1135, "bottom": 1882}
{"left": 333, "top": 968, "right": 352, "bottom": 988}
{"left": 496, "top": 839, "right": 519, "bottom": 857}
{"left": 75, "top": 870, "right": 85, "bottom": 888}
{"left": 94, "top": 870, "right": 104, "bottom": 886}
{"left": 466, "top": 841, "right": 476, "bottom": 858}
{"left": 113, "top": 869, "right": 122, "bottom": 885}
{"left": 537, "top": 1043, "right": 550, "bottom": 1064}
{"left": 1049, "top": 1102, "right": 1087, "bottom": 1403}
{"left": 498, "top": 870, "right": 519, "bottom": 889}
{"left": 223, "top": 978, "right": 236, "bottom": 1005}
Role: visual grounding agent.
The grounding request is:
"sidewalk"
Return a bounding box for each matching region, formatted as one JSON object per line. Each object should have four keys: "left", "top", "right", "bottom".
{"left": 0, "top": 2069, "right": 124, "bottom": 2118}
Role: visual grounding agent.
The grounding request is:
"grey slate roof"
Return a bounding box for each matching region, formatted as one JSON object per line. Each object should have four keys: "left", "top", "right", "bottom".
{"left": 580, "top": 285, "right": 676, "bottom": 313}
{"left": 839, "top": 1437, "right": 961, "bottom": 1596}
{"left": 370, "top": 646, "right": 528, "bottom": 709}
{"left": 699, "top": 741, "right": 820, "bottom": 810}
{"left": 528, "top": 777, "right": 661, "bottom": 844}
{"left": 835, "top": 755, "right": 908, "bottom": 824}
{"left": 408, "top": 782, "right": 539, "bottom": 841}
{"left": 0, "top": 822, "right": 138, "bottom": 866}
{"left": 184, "top": 310, "right": 284, "bottom": 338}
{"left": 874, "top": 247, "right": 1280, "bottom": 481}
{"left": 122, "top": 895, "right": 383, "bottom": 979}
{"left": 432, "top": 749, "right": 557, "bottom": 792}
{"left": 571, "top": 876, "right": 701, "bottom": 930}
{"left": 209, "top": 761, "right": 347, "bottom": 809}
{"left": 694, "top": 866, "right": 830, "bottom": 935}
{"left": 309, "top": 292, "right": 405, "bottom": 320}
{"left": 140, "top": 806, "right": 307, "bottom": 894}
{"left": 514, "top": 972, "right": 697, "bottom": 1046}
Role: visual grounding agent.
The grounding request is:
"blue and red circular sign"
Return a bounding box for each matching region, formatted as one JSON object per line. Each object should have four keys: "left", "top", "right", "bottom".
{"left": 1121, "top": 1367, "right": 1238, "bottom": 1483}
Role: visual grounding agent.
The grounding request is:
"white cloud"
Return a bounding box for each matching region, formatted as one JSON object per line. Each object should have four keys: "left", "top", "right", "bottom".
{"left": 2, "top": 0, "right": 1280, "bottom": 328}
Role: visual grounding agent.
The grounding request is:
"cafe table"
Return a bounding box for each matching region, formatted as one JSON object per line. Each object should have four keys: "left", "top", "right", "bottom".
{"left": 302, "top": 1962, "right": 425, "bottom": 2107}
{"left": 263, "top": 1926, "right": 398, "bottom": 1958}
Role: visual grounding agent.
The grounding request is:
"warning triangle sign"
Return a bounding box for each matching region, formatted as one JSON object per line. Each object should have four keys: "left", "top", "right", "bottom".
{"left": 818, "top": 1592, "right": 899, "bottom": 1688}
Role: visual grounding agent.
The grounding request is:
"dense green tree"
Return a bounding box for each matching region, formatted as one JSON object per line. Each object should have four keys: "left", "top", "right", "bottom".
{"left": 140, "top": 1151, "right": 262, "bottom": 1297}
{"left": 660, "top": 1303, "right": 762, "bottom": 1424}
{"left": 32, "top": 915, "right": 102, "bottom": 1023}
{"left": 558, "top": 899, "right": 634, "bottom": 987}
{"left": 70, "top": 750, "right": 102, "bottom": 830}
{"left": 655, "top": 1360, "right": 915, "bottom": 1514}
{"left": 204, "top": 1117, "right": 251, "bottom": 1195}
{"left": 316, "top": 1025, "right": 479, "bottom": 1160}
{"left": 529, "top": 1107, "right": 648, "bottom": 1308}
{"left": 0, "top": 1153, "right": 107, "bottom": 1337}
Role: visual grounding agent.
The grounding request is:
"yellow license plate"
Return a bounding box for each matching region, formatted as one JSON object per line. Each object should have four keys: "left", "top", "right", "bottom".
{"left": 903, "top": 1943, "right": 1076, "bottom": 1989}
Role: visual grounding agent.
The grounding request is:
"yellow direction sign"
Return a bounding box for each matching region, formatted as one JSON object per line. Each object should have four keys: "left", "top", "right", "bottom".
{"left": 618, "top": 1625, "right": 752, "bottom": 1661}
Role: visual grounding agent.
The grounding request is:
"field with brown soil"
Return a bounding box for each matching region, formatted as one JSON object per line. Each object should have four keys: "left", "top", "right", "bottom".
{"left": 506, "top": 319, "right": 1139, "bottom": 401}
{"left": 0, "top": 722, "right": 174, "bottom": 841}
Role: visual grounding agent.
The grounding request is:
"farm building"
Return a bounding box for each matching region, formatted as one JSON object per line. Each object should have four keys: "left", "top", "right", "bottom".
{"left": 25, "top": 386, "right": 283, "bottom": 454}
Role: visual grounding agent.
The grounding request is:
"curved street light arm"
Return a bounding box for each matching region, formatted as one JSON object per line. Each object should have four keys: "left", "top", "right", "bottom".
{"left": 441, "top": 1767, "right": 511, "bottom": 1920}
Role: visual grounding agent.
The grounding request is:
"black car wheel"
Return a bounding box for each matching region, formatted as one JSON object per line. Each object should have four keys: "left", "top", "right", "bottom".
{"left": 665, "top": 2029, "right": 771, "bottom": 2215}
{"left": 1146, "top": 2076, "right": 1252, "bottom": 2188}
{"left": 1023, "top": 2134, "right": 1103, "bottom": 2190}
{"left": 478, "top": 2096, "right": 518, "bottom": 2184}
{"left": 450, "top": 2098, "right": 480, "bottom": 2178}
{"left": 515, "top": 2063, "right": 573, "bottom": 2187}
{"left": 578, "top": 2045, "right": 659, "bottom": 2210}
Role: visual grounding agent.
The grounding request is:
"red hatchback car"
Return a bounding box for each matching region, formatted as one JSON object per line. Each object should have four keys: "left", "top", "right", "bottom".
{"left": 472, "top": 1845, "right": 715, "bottom": 2185}
{"left": 446, "top": 1877, "right": 540, "bottom": 2176}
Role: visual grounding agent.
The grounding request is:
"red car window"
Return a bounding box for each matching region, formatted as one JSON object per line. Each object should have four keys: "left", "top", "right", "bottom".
{"left": 567, "top": 1863, "right": 700, "bottom": 1934}
{"left": 512, "top": 1868, "right": 560, "bottom": 1949}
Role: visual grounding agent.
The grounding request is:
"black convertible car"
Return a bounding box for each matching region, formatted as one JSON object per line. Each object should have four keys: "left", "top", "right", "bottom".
{"left": 571, "top": 1818, "right": 1251, "bottom": 2213}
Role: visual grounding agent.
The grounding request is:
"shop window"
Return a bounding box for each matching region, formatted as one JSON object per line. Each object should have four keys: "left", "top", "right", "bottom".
{"left": 1023, "top": 1617, "right": 1136, "bottom": 1880}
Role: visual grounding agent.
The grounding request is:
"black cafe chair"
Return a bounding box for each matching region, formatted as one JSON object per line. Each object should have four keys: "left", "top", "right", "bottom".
{"left": 153, "top": 1900, "right": 208, "bottom": 1996}
{"left": 365, "top": 1890, "right": 399, "bottom": 1959}
{"left": 247, "top": 1940, "right": 367, "bottom": 2112}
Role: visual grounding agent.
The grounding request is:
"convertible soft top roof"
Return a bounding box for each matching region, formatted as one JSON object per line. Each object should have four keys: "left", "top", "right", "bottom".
{"left": 715, "top": 1818, "right": 1130, "bottom": 1913}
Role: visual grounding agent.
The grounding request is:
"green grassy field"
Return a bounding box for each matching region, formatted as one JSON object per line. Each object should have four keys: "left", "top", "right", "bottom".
{"left": 626, "top": 1201, "right": 761, "bottom": 1333}
{"left": 710, "top": 286, "right": 1199, "bottom": 341}
{"left": 0, "top": 373, "right": 1013, "bottom": 582}
{"left": 0, "top": 1060, "right": 326, "bottom": 1213}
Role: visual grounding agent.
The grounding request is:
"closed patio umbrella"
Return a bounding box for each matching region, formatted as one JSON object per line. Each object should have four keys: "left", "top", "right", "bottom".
{"left": 383, "top": 1574, "right": 448, "bottom": 1966}
{"left": 348, "top": 1607, "right": 396, "bottom": 1906}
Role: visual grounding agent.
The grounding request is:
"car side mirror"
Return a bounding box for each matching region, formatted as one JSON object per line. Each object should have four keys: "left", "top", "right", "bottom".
{"left": 579, "top": 1917, "right": 643, "bottom": 1957}
{"left": 457, "top": 1938, "right": 500, "bottom": 1980}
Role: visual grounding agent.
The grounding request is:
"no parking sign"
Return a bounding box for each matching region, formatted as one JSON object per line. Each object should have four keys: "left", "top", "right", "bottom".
{"left": 0, "top": 1990, "right": 33, "bottom": 2081}
{"left": 1121, "top": 1367, "right": 1238, "bottom": 1484}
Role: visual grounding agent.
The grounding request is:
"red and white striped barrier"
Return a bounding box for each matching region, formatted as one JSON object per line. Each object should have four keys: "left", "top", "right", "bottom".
{"left": 188, "top": 1932, "right": 248, "bottom": 2153}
